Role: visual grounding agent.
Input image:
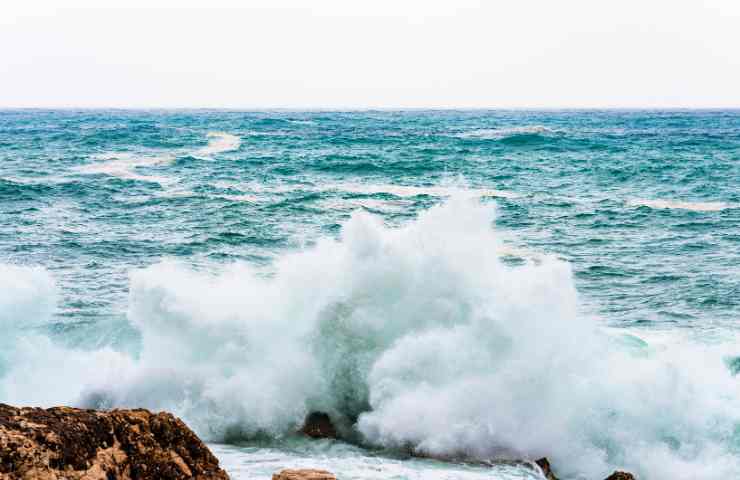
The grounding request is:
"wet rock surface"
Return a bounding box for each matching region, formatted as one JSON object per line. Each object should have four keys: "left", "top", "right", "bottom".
{"left": 536, "top": 457, "right": 559, "bottom": 480}
{"left": 603, "top": 472, "right": 635, "bottom": 480}
{"left": 299, "top": 412, "right": 337, "bottom": 439}
{"left": 534, "top": 457, "right": 636, "bottom": 480}
{"left": 0, "top": 403, "right": 229, "bottom": 480}
{"left": 272, "top": 469, "right": 336, "bottom": 480}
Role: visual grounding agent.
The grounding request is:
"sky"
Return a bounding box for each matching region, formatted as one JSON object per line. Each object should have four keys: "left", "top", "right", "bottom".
{"left": 1, "top": 0, "right": 740, "bottom": 109}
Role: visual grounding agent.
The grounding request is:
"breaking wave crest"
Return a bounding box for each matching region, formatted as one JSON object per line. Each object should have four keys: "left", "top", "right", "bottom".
{"left": 454, "top": 126, "right": 557, "bottom": 140}
{"left": 196, "top": 132, "right": 242, "bottom": 157}
{"left": 2, "top": 195, "right": 740, "bottom": 479}
{"left": 628, "top": 198, "right": 733, "bottom": 212}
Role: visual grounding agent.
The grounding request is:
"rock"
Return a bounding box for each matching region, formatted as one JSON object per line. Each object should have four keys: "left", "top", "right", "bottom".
{"left": 300, "top": 412, "right": 336, "bottom": 439}
{"left": 272, "top": 469, "right": 336, "bottom": 480}
{"left": 535, "top": 457, "right": 559, "bottom": 480}
{"left": 0, "top": 403, "right": 229, "bottom": 480}
{"left": 604, "top": 472, "right": 636, "bottom": 480}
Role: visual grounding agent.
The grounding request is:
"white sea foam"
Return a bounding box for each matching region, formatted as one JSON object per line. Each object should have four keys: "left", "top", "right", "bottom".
{"left": 628, "top": 199, "right": 732, "bottom": 212}
{"left": 75, "top": 152, "right": 175, "bottom": 184}
{"left": 196, "top": 132, "right": 242, "bottom": 157}
{"left": 0, "top": 264, "right": 57, "bottom": 330}
{"left": 75, "top": 131, "right": 241, "bottom": 183}
{"left": 2, "top": 196, "right": 740, "bottom": 479}
{"left": 213, "top": 442, "right": 540, "bottom": 480}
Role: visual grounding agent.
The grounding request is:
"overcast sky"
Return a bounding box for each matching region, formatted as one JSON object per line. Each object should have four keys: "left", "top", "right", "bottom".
{"left": 2, "top": 0, "right": 739, "bottom": 109}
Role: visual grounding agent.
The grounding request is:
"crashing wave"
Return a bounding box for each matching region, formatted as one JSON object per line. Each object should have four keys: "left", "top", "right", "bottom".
{"left": 2, "top": 195, "right": 740, "bottom": 479}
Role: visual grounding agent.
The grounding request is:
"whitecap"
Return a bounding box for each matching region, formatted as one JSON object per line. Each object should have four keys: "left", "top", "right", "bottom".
{"left": 454, "top": 125, "right": 556, "bottom": 139}
{"left": 628, "top": 199, "right": 731, "bottom": 212}
{"left": 217, "top": 194, "right": 260, "bottom": 203}
{"left": 336, "top": 183, "right": 519, "bottom": 199}
{"left": 196, "top": 132, "right": 242, "bottom": 157}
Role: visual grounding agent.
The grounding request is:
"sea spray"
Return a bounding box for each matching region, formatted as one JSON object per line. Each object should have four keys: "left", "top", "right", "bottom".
{"left": 0, "top": 264, "right": 57, "bottom": 330}
{"left": 1, "top": 194, "right": 740, "bottom": 479}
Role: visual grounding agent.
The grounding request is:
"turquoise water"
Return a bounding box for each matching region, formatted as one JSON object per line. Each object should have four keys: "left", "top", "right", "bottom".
{"left": 1, "top": 110, "right": 739, "bottom": 479}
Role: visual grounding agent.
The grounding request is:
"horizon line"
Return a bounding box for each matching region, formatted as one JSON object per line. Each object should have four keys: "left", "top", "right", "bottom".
{"left": 2, "top": 106, "right": 740, "bottom": 112}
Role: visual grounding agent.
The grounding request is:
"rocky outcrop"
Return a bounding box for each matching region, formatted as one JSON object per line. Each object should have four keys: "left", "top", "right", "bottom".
{"left": 0, "top": 404, "right": 229, "bottom": 480}
{"left": 295, "top": 414, "right": 636, "bottom": 480}
{"left": 272, "top": 469, "right": 336, "bottom": 480}
{"left": 534, "top": 457, "right": 636, "bottom": 480}
{"left": 535, "top": 457, "right": 559, "bottom": 480}
{"left": 299, "top": 412, "right": 336, "bottom": 439}
{"left": 604, "top": 472, "right": 635, "bottom": 480}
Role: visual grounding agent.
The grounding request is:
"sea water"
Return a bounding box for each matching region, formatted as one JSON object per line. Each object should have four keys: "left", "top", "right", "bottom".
{"left": 1, "top": 110, "right": 739, "bottom": 479}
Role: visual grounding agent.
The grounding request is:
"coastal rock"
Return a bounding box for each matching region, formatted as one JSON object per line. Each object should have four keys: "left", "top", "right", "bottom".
{"left": 603, "top": 472, "right": 635, "bottom": 480}
{"left": 534, "top": 457, "right": 636, "bottom": 480}
{"left": 0, "top": 403, "right": 229, "bottom": 480}
{"left": 300, "top": 412, "right": 336, "bottom": 439}
{"left": 272, "top": 469, "right": 336, "bottom": 480}
{"left": 535, "top": 457, "right": 559, "bottom": 480}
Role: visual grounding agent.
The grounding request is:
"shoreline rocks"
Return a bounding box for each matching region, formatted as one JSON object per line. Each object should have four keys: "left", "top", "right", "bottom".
{"left": 1, "top": 405, "right": 638, "bottom": 480}
{"left": 535, "top": 457, "right": 635, "bottom": 480}
{"left": 294, "top": 412, "right": 637, "bottom": 480}
{"left": 0, "top": 403, "right": 229, "bottom": 480}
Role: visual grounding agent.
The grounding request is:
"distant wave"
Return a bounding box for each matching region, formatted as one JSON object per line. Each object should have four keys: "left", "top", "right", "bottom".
{"left": 317, "top": 198, "right": 411, "bottom": 213}
{"left": 337, "top": 183, "right": 519, "bottom": 199}
{"left": 217, "top": 194, "right": 260, "bottom": 203}
{"left": 201, "top": 181, "right": 519, "bottom": 207}
{"left": 454, "top": 125, "right": 557, "bottom": 140}
{"left": 195, "top": 132, "right": 242, "bottom": 157}
{"left": 628, "top": 199, "right": 732, "bottom": 212}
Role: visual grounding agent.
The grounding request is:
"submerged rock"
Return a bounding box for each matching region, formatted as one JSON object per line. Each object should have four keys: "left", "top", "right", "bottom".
{"left": 0, "top": 403, "right": 229, "bottom": 479}
{"left": 300, "top": 412, "right": 337, "bottom": 439}
{"left": 272, "top": 469, "right": 336, "bottom": 480}
{"left": 603, "top": 472, "right": 635, "bottom": 480}
{"left": 534, "top": 457, "right": 637, "bottom": 480}
{"left": 535, "top": 457, "right": 559, "bottom": 480}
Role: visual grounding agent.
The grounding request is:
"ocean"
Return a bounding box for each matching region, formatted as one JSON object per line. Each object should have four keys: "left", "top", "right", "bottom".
{"left": 1, "top": 109, "right": 739, "bottom": 479}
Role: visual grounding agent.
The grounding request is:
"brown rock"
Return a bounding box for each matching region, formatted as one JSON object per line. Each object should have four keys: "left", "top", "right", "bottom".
{"left": 535, "top": 457, "right": 559, "bottom": 480}
{"left": 0, "top": 403, "right": 229, "bottom": 480}
{"left": 604, "top": 472, "right": 636, "bottom": 480}
{"left": 300, "top": 412, "right": 336, "bottom": 439}
{"left": 272, "top": 469, "right": 336, "bottom": 480}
